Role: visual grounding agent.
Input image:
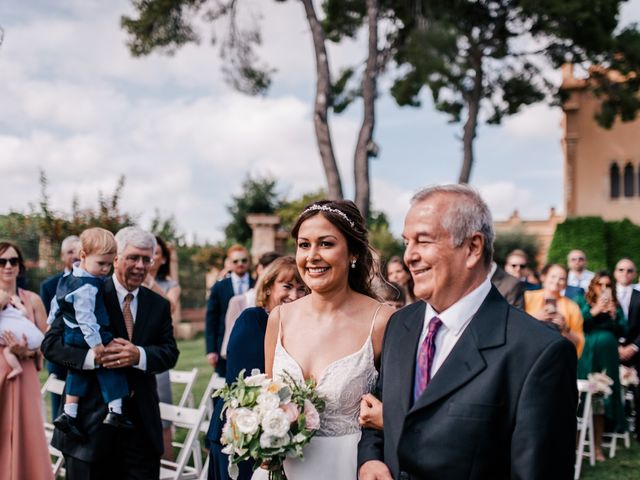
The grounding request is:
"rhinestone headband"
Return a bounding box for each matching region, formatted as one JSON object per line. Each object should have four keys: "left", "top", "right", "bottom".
{"left": 302, "top": 204, "right": 355, "bottom": 228}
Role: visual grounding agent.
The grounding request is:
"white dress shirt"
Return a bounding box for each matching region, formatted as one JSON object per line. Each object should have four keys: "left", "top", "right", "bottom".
{"left": 418, "top": 276, "right": 492, "bottom": 378}
{"left": 231, "top": 272, "right": 250, "bottom": 296}
{"left": 567, "top": 269, "right": 594, "bottom": 290}
{"left": 83, "top": 274, "right": 147, "bottom": 370}
{"left": 617, "top": 284, "right": 633, "bottom": 320}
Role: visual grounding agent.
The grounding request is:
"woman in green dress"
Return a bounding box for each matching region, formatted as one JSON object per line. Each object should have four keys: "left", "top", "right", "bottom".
{"left": 576, "top": 270, "right": 627, "bottom": 462}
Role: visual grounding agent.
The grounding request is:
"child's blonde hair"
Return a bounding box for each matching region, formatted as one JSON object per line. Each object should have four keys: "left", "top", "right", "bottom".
{"left": 80, "top": 228, "right": 117, "bottom": 256}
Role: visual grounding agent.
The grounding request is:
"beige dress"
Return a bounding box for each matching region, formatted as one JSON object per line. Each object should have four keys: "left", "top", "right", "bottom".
{"left": 0, "top": 289, "right": 54, "bottom": 480}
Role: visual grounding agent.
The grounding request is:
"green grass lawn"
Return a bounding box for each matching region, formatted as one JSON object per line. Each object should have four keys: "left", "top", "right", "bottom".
{"left": 42, "top": 335, "right": 640, "bottom": 477}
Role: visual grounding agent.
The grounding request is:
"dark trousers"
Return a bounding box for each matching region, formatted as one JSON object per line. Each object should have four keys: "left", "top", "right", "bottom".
{"left": 64, "top": 422, "right": 160, "bottom": 480}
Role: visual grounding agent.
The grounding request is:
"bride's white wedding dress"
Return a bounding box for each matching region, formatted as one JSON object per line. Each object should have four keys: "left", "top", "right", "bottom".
{"left": 252, "top": 306, "right": 381, "bottom": 480}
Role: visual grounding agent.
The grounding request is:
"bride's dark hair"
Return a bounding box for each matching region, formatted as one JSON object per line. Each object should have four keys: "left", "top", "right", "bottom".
{"left": 291, "top": 199, "right": 376, "bottom": 299}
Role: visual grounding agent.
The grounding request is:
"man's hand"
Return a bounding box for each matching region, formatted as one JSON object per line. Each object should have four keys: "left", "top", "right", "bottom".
{"left": 207, "top": 352, "right": 218, "bottom": 368}
{"left": 619, "top": 344, "right": 638, "bottom": 362}
{"left": 358, "top": 460, "right": 393, "bottom": 480}
{"left": 102, "top": 337, "right": 140, "bottom": 368}
{"left": 359, "top": 393, "right": 383, "bottom": 430}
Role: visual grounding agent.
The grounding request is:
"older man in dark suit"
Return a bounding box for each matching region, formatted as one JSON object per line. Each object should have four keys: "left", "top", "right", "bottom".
{"left": 205, "top": 244, "right": 254, "bottom": 377}
{"left": 42, "top": 227, "right": 179, "bottom": 480}
{"left": 358, "top": 185, "right": 577, "bottom": 480}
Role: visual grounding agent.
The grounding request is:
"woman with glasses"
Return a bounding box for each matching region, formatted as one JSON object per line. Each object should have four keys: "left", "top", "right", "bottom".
{"left": 0, "top": 241, "right": 53, "bottom": 479}
{"left": 576, "top": 271, "right": 627, "bottom": 462}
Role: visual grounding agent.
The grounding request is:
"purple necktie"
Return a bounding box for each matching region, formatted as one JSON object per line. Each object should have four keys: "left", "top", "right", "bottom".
{"left": 414, "top": 316, "right": 443, "bottom": 402}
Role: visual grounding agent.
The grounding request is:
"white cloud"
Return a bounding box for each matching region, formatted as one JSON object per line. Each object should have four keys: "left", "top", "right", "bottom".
{"left": 502, "top": 104, "right": 563, "bottom": 141}
{"left": 478, "top": 181, "right": 560, "bottom": 221}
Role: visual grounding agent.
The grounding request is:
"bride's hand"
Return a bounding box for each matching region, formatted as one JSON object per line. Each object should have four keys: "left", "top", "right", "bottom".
{"left": 359, "top": 393, "right": 383, "bottom": 430}
{"left": 358, "top": 460, "right": 393, "bottom": 480}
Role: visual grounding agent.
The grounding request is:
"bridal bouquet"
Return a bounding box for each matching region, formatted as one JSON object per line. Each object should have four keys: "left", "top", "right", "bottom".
{"left": 586, "top": 371, "right": 614, "bottom": 397}
{"left": 214, "top": 369, "right": 325, "bottom": 480}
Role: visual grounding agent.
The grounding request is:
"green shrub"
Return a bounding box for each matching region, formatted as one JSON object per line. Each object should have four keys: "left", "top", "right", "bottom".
{"left": 493, "top": 229, "right": 540, "bottom": 269}
{"left": 605, "top": 219, "right": 640, "bottom": 270}
{"left": 547, "top": 217, "right": 608, "bottom": 270}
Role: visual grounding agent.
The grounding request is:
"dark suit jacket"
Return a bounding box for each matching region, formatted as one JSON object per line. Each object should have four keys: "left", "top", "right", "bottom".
{"left": 205, "top": 276, "right": 255, "bottom": 375}
{"left": 40, "top": 271, "right": 64, "bottom": 314}
{"left": 623, "top": 289, "right": 640, "bottom": 366}
{"left": 491, "top": 267, "right": 524, "bottom": 309}
{"left": 358, "top": 287, "right": 577, "bottom": 480}
{"left": 41, "top": 278, "right": 179, "bottom": 462}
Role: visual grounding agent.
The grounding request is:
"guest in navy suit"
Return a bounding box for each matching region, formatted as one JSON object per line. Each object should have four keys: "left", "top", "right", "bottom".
{"left": 206, "top": 256, "right": 308, "bottom": 480}
{"left": 39, "top": 235, "right": 81, "bottom": 418}
{"left": 205, "top": 245, "right": 254, "bottom": 377}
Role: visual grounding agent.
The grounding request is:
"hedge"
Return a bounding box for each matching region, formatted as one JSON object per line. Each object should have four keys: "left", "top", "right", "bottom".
{"left": 547, "top": 216, "right": 640, "bottom": 272}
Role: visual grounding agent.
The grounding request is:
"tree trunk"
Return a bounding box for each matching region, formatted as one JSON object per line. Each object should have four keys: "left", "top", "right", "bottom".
{"left": 459, "top": 47, "right": 483, "bottom": 184}
{"left": 300, "top": 0, "right": 344, "bottom": 200}
{"left": 353, "top": 0, "right": 378, "bottom": 220}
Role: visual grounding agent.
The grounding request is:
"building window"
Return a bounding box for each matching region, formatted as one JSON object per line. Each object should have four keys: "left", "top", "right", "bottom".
{"left": 624, "top": 162, "right": 635, "bottom": 197}
{"left": 610, "top": 162, "right": 620, "bottom": 198}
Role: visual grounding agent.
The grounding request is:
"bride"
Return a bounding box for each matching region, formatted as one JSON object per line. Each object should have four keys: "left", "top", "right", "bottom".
{"left": 253, "top": 200, "right": 393, "bottom": 479}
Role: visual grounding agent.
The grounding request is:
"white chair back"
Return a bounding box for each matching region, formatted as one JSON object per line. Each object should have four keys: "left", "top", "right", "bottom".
{"left": 170, "top": 368, "right": 199, "bottom": 408}
{"left": 160, "top": 402, "right": 208, "bottom": 480}
{"left": 40, "top": 374, "right": 66, "bottom": 476}
{"left": 575, "top": 379, "right": 595, "bottom": 480}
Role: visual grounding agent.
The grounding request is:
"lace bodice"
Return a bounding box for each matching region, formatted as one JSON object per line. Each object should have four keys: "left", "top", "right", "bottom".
{"left": 273, "top": 312, "right": 379, "bottom": 437}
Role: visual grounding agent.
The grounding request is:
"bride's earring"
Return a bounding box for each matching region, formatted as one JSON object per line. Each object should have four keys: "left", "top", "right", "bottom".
{"left": 351, "top": 259, "right": 356, "bottom": 269}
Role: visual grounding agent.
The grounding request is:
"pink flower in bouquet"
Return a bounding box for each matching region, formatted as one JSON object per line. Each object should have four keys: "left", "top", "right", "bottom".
{"left": 304, "top": 399, "right": 320, "bottom": 430}
{"left": 280, "top": 402, "right": 300, "bottom": 423}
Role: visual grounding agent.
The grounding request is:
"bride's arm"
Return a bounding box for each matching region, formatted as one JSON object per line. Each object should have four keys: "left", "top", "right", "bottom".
{"left": 263, "top": 305, "right": 281, "bottom": 378}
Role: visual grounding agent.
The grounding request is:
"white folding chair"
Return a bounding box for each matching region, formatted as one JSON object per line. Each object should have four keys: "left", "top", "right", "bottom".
{"left": 40, "top": 374, "right": 66, "bottom": 476}
{"left": 602, "top": 386, "right": 632, "bottom": 458}
{"left": 160, "top": 402, "right": 208, "bottom": 480}
{"left": 170, "top": 368, "right": 199, "bottom": 408}
{"left": 575, "top": 380, "right": 595, "bottom": 480}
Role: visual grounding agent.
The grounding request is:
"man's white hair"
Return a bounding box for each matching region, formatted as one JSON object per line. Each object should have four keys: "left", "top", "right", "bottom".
{"left": 411, "top": 184, "right": 494, "bottom": 266}
{"left": 114, "top": 226, "right": 156, "bottom": 255}
{"left": 60, "top": 235, "right": 80, "bottom": 254}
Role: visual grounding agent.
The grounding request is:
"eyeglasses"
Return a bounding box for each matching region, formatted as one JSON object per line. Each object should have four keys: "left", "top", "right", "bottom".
{"left": 0, "top": 257, "right": 19, "bottom": 267}
{"left": 509, "top": 263, "right": 526, "bottom": 269}
{"left": 569, "top": 257, "right": 585, "bottom": 262}
{"left": 617, "top": 268, "right": 636, "bottom": 273}
{"left": 232, "top": 258, "right": 249, "bottom": 265}
{"left": 124, "top": 254, "right": 153, "bottom": 265}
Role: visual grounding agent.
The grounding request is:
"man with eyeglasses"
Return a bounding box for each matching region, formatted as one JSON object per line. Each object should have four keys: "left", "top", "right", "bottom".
{"left": 42, "top": 226, "right": 179, "bottom": 479}
{"left": 40, "top": 235, "right": 81, "bottom": 421}
{"left": 205, "top": 244, "right": 254, "bottom": 377}
{"left": 567, "top": 249, "right": 594, "bottom": 290}
{"left": 615, "top": 258, "right": 640, "bottom": 439}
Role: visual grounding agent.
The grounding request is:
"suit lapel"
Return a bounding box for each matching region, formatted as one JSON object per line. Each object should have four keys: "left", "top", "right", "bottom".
{"left": 103, "top": 278, "right": 128, "bottom": 339}
{"left": 409, "top": 287, "right": 508, "bottom": 414}
{"left": 389, "top": 302, "right": 426, "bottom": 415}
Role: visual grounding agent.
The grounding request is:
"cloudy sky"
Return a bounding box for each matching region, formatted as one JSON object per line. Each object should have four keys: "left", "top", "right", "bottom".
{"left": 1, "top": 0, "right": 639, "bottom": 241}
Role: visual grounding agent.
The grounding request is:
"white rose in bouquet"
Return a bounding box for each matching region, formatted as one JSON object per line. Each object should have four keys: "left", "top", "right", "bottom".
{"left": 257, "top": 392, "right": 281, "bottom": 411}
{"left": 234, "top": 408, "right": 260, "bottom": 435}
{"left": 262, "top": 409, "right": 291, "bottom": 438}
{"left": 246, "top": 370, "right": 269, "bottom": 387}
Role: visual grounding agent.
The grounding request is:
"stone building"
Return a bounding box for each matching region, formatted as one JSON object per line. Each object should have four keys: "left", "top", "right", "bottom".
{"left": 561, "top": 64, "right": 640, "bottom": 223}
{"left": 496, "top": 65, "right": 640, "bottom": 264}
